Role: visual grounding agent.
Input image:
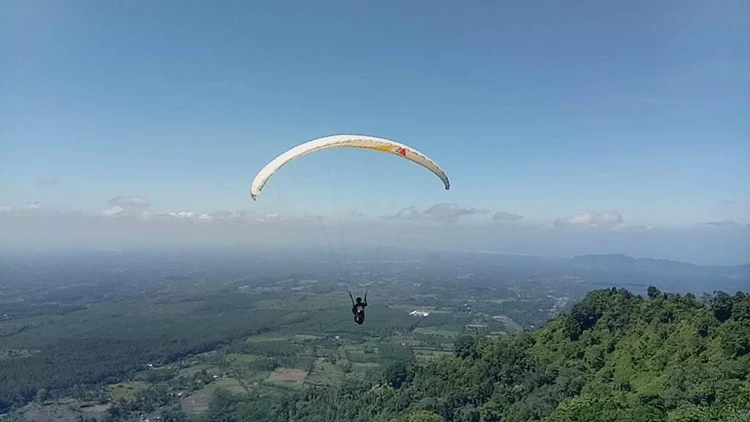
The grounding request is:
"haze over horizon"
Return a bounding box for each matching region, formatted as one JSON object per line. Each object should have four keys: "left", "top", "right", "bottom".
{"left": 2, "top": 1, "right": 748, "bottom": 265}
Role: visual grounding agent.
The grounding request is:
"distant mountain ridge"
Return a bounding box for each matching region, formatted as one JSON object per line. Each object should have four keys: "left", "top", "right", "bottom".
{"left": 570, "top": 253, "right": 750, "bottom": 272}
{"left": 567, "top": 254, "right": 750, "bottom": 294}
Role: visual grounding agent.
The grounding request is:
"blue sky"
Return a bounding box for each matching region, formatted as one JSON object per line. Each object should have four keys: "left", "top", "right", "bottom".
{"left": 1, "top": 1, "right": 749, "bottom": 262}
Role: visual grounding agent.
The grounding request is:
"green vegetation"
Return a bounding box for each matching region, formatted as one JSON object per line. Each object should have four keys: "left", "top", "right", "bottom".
{"left": 197, "top": 287, "right": 750, "bottom": 422}
{"left": 0, "top": 278, "right": 489, "bottom": 420}
{"left": 0, "top": 304, "right": 291, "bottom": 413}
{"left": 2, "top": 251, "right": 747, "bottom": 422}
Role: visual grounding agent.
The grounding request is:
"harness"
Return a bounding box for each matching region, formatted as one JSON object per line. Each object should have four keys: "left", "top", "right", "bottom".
{"left": 349, "top": 292, "right": 367, "bottom": 324}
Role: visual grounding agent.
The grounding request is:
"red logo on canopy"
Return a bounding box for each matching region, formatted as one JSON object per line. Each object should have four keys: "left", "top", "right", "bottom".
{"left": 398, "top": 148, "right": 408, "bottom": 157}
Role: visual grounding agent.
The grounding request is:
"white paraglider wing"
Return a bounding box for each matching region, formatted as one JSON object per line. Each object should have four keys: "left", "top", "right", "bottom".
{"left": 250, "top": 134, "right": 450, "bottom": 200}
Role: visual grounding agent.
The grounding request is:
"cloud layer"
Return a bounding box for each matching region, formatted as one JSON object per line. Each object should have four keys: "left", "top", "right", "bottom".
{"left": 493, "top": 211, "right": 523, "bottom": 222}
{"left": 109, "top": 196, "right": 151, "bottom": 207}
{"left": 700, "top": 220, "right": 741, "bottom": 227}
{"left": 554, "top": 210, "right": 624, "bottom": 228}
{"left": 381, "top": 203, "right": 486, "bottom": 223}
{"left": 2, "top": 199, "right": 748, "bottom": 265}
{"left": 101, "top": 196, "right": 152, "bottom": 217}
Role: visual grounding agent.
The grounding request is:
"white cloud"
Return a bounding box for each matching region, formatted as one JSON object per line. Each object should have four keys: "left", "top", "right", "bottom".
{"left": 381, "top": 203, "right": 485, "bottom": 223}
{"left": 211, "top": 210, "right": 246, "bottom": 221}
{"left": 492, "top": 211, "right": 523, "bottom": 222}
{"left": 381, "top": 206, "right": 422, "bottom": 221}
{"left": 100, "top": 207, "right": 125, "bottom": 217}
{"left": 101, "top": 206, "right": 125, "bottom": 217}
{"left": 172, "top": 211, "right": 196, "bottom": 219}
{"left": 700, "top": 220, "right": 741, "bottom": 227}
{"left": 554, "top": 210, "right": 624, "bottom": 228}
{"left": 630, "top": 224, "right": 654, "bottom": 233}
{"left": 101, "top": 196, "right": 151, "bottom": 217}
{"left": 108, "top": 196, "right": 151, "bottom": 208}
{"left": 0, "top": 203, "right": 77, "bottom": 216}
{"left": 424, "top": 203, "right": 486, "bottom": 222}
{"left": 350, "top": 211, "right": 364, "bottom": 217}
{"left": 197, "top": 213, "right": 213, "bottom": 223}
{"left": 138, "top": 210, "right": 324, "bottom": 225}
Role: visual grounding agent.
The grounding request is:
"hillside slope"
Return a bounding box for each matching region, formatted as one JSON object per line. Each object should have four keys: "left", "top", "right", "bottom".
{"left": 212, "top": 287, "right": 750, "bottom": 422}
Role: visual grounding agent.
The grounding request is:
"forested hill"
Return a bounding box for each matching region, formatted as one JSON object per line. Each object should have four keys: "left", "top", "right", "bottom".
{"left": 211, "top": 287, "right": 750, "bottom": 422}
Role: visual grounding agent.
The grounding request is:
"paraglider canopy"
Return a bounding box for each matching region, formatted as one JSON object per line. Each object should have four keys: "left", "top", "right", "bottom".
{"left": 250, "top": 134, "right": 450, "bottom": 201}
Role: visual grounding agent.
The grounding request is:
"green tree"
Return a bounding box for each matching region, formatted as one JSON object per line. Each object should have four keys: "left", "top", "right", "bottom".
{"left": 34, "top": 388, "right": 48, "bottom": 404}
{"left": 407, "top": 410, "right": 444, "bottom": 422}
{"left": 161, "top": 405, "right": 189, "bottom": 422}
{"left": 384, "top": 361, "right": 411, "bottom": 389}
{"left": 647, "top": 286, "right": 661, "bottom": 300}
